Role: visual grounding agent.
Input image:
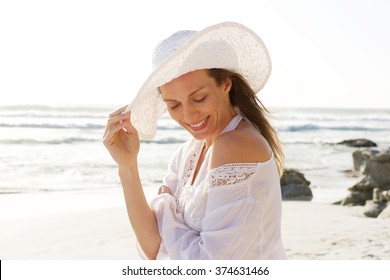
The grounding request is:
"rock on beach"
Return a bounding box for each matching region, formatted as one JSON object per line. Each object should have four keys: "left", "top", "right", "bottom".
{"left": 337, "top": 139, "right": 377, "bottom": 148}
{"left": 339, "top": 146, "right": 390, "bottom": 218}
{"left": 280, "top": 169, "right": 313, "bottom": 201}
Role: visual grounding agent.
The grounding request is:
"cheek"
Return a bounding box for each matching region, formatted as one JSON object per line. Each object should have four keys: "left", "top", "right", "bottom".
{"left": 204, "top": 96, "right": 222, "bottom": 111}
{"left": 167, "top": 109, "right": 181, "bottom": 123}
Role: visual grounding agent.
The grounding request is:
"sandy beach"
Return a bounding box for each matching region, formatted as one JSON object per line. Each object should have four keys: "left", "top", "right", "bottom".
{"left": 1, "top": 189, "right": 389, "bottom": 260}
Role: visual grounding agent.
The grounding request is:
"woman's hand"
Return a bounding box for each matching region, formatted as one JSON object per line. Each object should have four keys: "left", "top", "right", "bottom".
{"left": 104, "top": 106, "right": 161, "bottom": 259}
{"left": 158, "top": 185, "right": 171, "bottom": 195}
{"left": 102, "top": 105, "right": 140, "bottom": 168}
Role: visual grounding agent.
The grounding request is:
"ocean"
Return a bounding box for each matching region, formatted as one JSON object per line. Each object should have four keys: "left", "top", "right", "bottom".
{"left": 1, "top": 105, "right": 389, "bottom": 203}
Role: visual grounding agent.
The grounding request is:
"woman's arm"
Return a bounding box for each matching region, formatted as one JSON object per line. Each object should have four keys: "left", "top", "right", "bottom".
{"left": 103, "top": 105, "right": 161, "bottom": 259}
{"left": 118, "top": 165, "right": 161, "bottom": 259}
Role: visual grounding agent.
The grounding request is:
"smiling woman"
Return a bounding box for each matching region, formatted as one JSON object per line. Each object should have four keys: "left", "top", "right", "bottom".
{"left": 160, "top": 70, "right": 236, "bottom": 144}
{"left": 103, "top": 22, "right": 286, "bottom": 260}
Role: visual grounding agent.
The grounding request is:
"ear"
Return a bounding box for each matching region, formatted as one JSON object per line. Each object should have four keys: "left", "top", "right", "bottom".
{"left": 223, "top": 78, "right": 232, "bottom": 95}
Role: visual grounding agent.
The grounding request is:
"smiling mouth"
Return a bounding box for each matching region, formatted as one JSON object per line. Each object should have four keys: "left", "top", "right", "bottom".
{"left": 186, "top": 116, "right": 209, "bottom": 131}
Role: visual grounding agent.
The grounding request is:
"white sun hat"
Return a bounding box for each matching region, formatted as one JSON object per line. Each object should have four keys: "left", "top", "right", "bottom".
{"left": 125, "top": 22, "right": 271, "bottom": 139}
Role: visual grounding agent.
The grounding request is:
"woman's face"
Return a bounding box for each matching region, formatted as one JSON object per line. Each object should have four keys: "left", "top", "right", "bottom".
{"left": 160, "top": 70, "right": 235, "bottom": 143}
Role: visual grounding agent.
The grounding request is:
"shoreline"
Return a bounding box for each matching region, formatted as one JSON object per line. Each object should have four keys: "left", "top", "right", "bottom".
{"left": 1, "top": 190, "right": 389, "bottom": 260}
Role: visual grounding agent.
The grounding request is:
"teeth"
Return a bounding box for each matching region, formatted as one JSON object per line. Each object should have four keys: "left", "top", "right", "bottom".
{"left": 190, "top": 118, "right": 207, "bottom": 128}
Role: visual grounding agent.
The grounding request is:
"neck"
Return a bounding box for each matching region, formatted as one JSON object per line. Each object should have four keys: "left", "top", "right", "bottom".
{"left": 204, "top": 109, "right": 238, "bottom": 149}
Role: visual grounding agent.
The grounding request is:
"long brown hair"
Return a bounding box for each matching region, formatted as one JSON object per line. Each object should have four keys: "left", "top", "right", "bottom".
{"left": 207, "top": 69, "right": 284, "bottom": 176}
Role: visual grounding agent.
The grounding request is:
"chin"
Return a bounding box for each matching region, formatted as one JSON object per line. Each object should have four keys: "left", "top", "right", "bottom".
{"left": 186, "top": 130, "right": 208, "bottom": 140}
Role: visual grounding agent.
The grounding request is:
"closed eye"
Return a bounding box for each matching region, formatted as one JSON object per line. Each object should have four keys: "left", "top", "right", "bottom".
{"left": 168, "top": 103, "right": 180, "bottom": 110}
{"left": 194, "top": 96, "right": 206, "bottom": 103}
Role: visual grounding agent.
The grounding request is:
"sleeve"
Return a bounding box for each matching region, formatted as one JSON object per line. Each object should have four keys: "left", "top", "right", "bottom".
{"left": 135, "top": 141, "right": 187, "bottom": 259}
{"left": 161, "top": 140, "right": 189, "bottom": 194}
{"left": 151, "top": 164, "right": 265, "bottom": 260}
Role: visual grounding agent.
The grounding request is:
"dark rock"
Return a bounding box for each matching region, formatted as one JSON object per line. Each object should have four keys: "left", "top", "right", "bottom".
{"left": 340, "top": 190, "right": 372, "bottom": 206}
{"left": 349, "top": 177, "right": 380, "bottom": 192}
{"left": 338, "top": 139, "right": 377, "bottom": 148}
{"left": 341, "top": 147, "right": 390, "bottom": 206}
{"left": 363, "top": 201, "right": 387, "bottom": 218}
{"left": 363, "top": 188, "right": 388, "bottom": 218}
{"left": 362, "top": 149, "right": 390, "bottom": 185}
{"left": 280, "top": 169, "right": 313, "bottom": 201}
{"left": 352, "top": 149, "right": 380, "bottom": 177}
{"left": 373, "top": 188, "right": 386, "bottom": 202}
{"left": 378, "top": 204, "right": 390, "bottom": 219}
{"left": 382, "top": 190, "right": 390, "bottom": 202}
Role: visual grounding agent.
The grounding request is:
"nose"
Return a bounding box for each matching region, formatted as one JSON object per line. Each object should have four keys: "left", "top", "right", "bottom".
{"left": 182, "top": 104, "right": 199, "bottom": 123}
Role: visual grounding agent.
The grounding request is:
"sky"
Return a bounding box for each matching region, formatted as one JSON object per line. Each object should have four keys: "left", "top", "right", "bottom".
{"left": 1, "top": 0, "right": 389, "bottom": 109}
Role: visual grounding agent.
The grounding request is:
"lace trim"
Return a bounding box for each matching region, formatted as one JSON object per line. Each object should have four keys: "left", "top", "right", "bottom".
{"left": 178, "top": 163, "right": 259, "bottom": 232}
{"left": 207, "top": 163, "right": 258, "bottom": 188}
{"left": 178, "top": 184, "right": 208, "bottom": 232}
{"left": 174, "top": 140, "right": 203, "bottom": 213}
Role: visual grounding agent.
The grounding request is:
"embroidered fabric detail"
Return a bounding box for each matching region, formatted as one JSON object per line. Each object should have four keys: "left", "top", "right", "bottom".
{"left": 174, "top": 140, "right": 203, "bottom": 213}
{"left": 207, "top": 164, "right": 258, "bottom": 189}
{"left": 178, "top": 183, "right": 208, "bottom": 232}
{"left": 180, "top": 163, "right": 258, "bottom": 232}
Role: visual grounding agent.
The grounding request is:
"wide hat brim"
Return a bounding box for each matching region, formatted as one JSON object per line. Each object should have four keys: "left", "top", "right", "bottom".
{"left": 126, "top": 22, "right": 271, "bottom": 140}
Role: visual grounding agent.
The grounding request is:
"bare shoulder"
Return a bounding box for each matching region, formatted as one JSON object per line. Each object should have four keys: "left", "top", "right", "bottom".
{"left": 210, "top": 120, "right": 272, "bottom": 170}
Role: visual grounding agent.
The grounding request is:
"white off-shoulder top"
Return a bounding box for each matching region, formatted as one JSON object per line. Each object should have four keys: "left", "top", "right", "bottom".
{"left": 138, "top": 114, "right": 287, "bottom": 259}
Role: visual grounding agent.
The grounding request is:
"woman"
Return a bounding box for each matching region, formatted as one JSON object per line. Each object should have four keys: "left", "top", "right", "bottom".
{"left": 103, "top": 22, "right": 286, "bottom": 259}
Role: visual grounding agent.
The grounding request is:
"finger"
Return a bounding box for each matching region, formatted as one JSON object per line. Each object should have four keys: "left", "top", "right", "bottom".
{"left": 108, "top": 105, "right": 128, "bottom": 119}
{"left": 102, "top": 121, "right": 127, "bottom": 146}
{"left": 103, "top": 105, "right": 127, "bottom": 137}
{"left": 158, "top": 185, "right": 171, "bottom": 195}
{"left": 123, "top": 111, "right": 138, "bottom": 135}
{"left": 103, "top": 111, "right": 131, "bottom": 138}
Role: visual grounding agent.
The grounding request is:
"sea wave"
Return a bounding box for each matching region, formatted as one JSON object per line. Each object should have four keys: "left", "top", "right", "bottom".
{"left": 0, "top": 137, "right": 99, "bottom": 145}
{"left": 142, "top": 137, "right": 186, "bottom": 144}
{"left": 0, "top": 104, "right": 113, "bottom": 112}
{"left": 281, "top": 140, "right": 320, "bottom": 145}
{"left": 2, "top": 122, "right": 387, "bottom": 133}
{"left": 0, "top": 122, "right": 185, "bottom": 131}
{"left": 0, "top": 113, "right": 106, "bottom": 119}
{"left": 0, "top": 123, "right": 105, "bottom": 129}
{"left": 0, "top": 137, "right": 186, "bottom": 145}
{"left": 282, "top": 115, "right": 390, "bottom": 122}
{"left": 279, "top": 124, "right": 388, "bottom": 132}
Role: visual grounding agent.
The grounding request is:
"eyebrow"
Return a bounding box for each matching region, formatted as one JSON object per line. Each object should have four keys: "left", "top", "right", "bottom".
{"left": 162, "top": 86, "right": 206, "bottom": 102}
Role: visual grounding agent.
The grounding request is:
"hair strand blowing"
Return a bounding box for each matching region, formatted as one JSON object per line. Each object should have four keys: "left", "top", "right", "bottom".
{"left": 208, "top": 69, "right": 284, "bottom": 176}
